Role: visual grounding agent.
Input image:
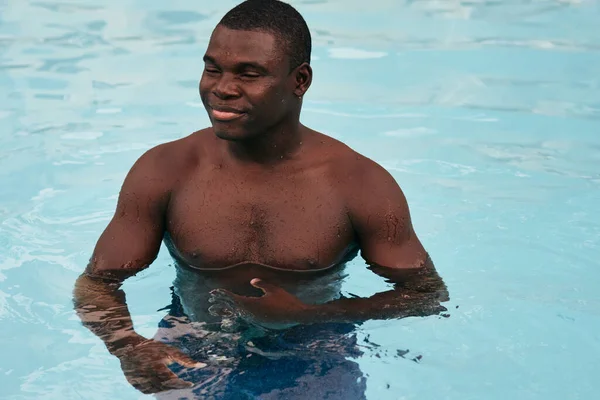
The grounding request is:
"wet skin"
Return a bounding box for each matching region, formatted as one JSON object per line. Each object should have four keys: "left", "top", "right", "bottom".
{"left": 73, "top": 26, "right": 449, "bottom": 395}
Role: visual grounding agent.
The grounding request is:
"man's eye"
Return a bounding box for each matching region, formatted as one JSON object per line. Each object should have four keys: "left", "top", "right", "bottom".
{"left": 241, "top": 72, "right": 260, "bottom": 79}
{"left": 205, "top": 67, "right": 220, "bottom": 74}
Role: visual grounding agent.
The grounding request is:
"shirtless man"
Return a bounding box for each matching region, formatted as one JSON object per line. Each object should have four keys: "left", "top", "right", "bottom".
{"left": 73, "top": 0, "right": 448, "bottom": 397}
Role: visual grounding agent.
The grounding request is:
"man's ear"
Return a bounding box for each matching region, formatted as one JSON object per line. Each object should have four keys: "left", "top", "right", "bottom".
{"left": 293, "top": 62, "right": 312, "bottom": 98}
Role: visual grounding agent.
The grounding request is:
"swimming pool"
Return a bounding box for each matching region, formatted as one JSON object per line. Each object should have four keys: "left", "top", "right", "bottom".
{"left": 1, "top": 0, "right": 599, "bottom": 398}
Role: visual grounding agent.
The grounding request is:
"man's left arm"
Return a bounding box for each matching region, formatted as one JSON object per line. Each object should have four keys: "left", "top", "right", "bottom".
{"left": 347, "top": 156, "right": 427, "bottom": 270}
{"left": 301, "top": 157, "right": 449, "bottom": 323}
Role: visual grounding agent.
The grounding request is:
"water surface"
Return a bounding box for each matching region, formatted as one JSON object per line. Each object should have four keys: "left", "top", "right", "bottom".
{"left": 1, "top": 0, "right": 600, "bottom": 399}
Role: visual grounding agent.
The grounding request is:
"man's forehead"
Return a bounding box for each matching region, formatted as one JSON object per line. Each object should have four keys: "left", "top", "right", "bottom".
{"left": 205, "top": 26, "right": 286, "bottom": 65}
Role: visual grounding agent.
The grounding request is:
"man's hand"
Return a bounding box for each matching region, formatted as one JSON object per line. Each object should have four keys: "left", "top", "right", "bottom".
{"left": 209, "top": 278, "right": 313, "bottom": 329}
{"left": 74, "top": 275, "right": 207, "bottom": 395}
{"left": 114, "top": 335, "right": 206, "bottom": 394}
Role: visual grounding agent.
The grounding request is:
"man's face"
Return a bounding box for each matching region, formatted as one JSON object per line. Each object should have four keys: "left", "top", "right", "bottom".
{"left": 200, "top": 26, "right": 297, "bottom": 141}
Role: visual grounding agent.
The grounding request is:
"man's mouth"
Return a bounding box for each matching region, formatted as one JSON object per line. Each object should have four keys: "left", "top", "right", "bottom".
{"left": 210, "top": 107, "right": 246, "bottom": 122}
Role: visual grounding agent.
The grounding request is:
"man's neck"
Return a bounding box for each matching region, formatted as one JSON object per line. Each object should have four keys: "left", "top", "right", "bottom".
{"left": 223, "top": 120, "right": 307, "bottom": 167}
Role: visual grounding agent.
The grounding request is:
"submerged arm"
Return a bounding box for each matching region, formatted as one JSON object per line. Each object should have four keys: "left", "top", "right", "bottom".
{"left": 300, "top": 256, "right": 449, "bottom": 324}
{"left": 74, "top": 275, "right": 145, "bottom": 355}
{"left": 74, "top": 275, "right": 202, "bottom": 394}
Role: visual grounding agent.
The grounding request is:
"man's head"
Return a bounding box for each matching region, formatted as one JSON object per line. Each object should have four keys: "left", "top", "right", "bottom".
{"left": 199, "top": 0, "right": 313, "bottom": 141}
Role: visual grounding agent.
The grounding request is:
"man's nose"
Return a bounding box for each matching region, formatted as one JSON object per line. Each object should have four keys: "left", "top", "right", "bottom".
{"left": 213, "top": 73, "right": 240, "bottom": 99}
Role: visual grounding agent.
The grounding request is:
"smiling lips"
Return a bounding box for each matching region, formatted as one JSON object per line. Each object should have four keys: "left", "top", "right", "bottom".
{"left": 210, "top": 106, "right": 246, "bottom": 121}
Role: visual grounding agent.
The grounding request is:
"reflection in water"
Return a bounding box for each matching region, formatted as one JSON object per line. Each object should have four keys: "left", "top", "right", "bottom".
{"left": 74, "top": 257, "right": 448, "bottom": 399}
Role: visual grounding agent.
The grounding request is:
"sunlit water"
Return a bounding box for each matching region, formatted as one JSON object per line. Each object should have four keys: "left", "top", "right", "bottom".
{"left": 1, "top": 0, "right": 600, "bottom": 399}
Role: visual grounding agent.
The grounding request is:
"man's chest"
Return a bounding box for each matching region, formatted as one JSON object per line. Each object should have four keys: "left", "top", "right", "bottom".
{"left": 164, "top": 173, "right": 356, "bottom": 270}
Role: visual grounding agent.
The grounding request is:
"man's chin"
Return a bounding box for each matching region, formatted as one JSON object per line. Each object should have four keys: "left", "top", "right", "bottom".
{"left": 214, "top": 130, "right": 245, "bottom": 141}
{"left": 213, "top": 127, "right": 256, "bottom": 142}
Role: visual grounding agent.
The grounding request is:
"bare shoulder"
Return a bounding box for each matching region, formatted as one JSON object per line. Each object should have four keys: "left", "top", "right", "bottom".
{"left": 126, "top": 129, "right": 211, "bottom": 189}
{"left": 312, "top": 131, "right": 397, "bottom": 190}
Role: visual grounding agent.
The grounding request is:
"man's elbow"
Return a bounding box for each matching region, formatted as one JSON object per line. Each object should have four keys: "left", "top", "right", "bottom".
{"left": 85, "top": 255, "right": 151, "bottom": 282}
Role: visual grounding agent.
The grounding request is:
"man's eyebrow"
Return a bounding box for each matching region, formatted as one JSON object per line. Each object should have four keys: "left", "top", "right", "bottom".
{"left": 203, "top": 55, "right": 217, "bottom": 64}
{"left": 203, "top": 55, "right": 269, "bottom": 74}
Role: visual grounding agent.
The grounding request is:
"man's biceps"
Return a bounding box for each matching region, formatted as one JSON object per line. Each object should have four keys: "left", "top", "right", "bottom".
{"left": 357, "top": 213, "right": 410, "bottom": 243}
{"left": 111, "top": 199, "right": 164, "bottom": 230}
{"left": 362, "top": 240, "right": 426, "bottom": 270}
{"left": 90, "top": 236, "right": 158, "bottom": 275}
{"left": 96, "top": 217, "right": 160, "bottom": 255}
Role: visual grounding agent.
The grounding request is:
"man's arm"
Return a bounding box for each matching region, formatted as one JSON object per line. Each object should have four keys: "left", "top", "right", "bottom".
{"left": 311, "top": 156, "right": 449, "bottom": 321}
{"left": 347, "top": 156, "right": 427, "bottom": 270}
{"left": 300, "top": 257, "right": 448, "bottom": 324}
{"left": 73, "top": 146, "right": 169, "bottom": 348}
{"left": 72, "top": 146, "right": 200, "bottom": 393}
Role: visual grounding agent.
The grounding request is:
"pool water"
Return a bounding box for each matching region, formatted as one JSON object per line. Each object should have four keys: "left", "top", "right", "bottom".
{"left": 1, "top": 0, "right": 600, "bottom": 399}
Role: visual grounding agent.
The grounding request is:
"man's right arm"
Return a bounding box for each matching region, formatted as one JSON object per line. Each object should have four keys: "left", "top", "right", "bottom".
{"left": 73, "top": 145, "right": 167, "bottom": 349}
{"left": 72, "top": 146, "right": 201, "bottom": 393}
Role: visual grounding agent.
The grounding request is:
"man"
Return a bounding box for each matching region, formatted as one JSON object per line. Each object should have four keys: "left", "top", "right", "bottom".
{"left": 73, "top": 0, "right": 449, "bottom": 398}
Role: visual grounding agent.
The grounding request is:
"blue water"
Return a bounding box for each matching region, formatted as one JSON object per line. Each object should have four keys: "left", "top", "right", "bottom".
{"left": 1, "top": 0, "right": 600, "bottom": 399}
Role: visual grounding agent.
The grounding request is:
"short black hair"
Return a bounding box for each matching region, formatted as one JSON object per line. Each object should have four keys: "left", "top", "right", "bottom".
{"left": 218, "top": 0, "right": 312, "bottom": 69}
